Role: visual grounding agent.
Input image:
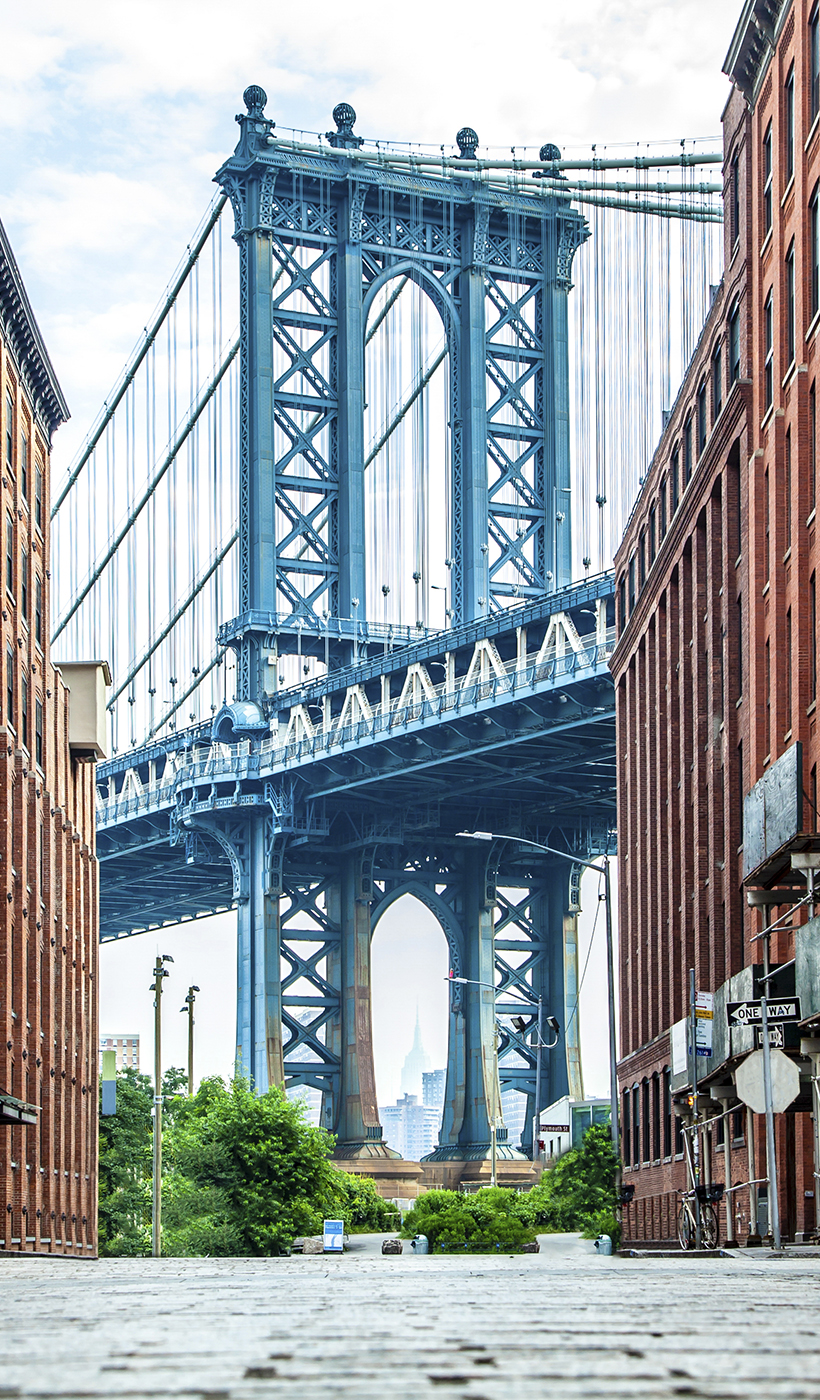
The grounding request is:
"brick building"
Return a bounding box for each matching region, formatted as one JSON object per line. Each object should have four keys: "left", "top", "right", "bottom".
{"left": 0, "top": 217, "right": 106, "bottom": 1255}
{"left": 611, "top": 0, "right": 820, "bottom": 1245}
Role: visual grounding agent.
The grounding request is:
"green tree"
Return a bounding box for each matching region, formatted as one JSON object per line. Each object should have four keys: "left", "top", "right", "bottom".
{"left": 162, "top": 1076, "right": 341, "bottom": 1256}
{"left": 523, "top": 1122, "right": 619, "bottom": 1242}
{"left": 98, "top": 1068, "right": 153, "bottom": 1256}
{"left": 328, "top": 1170, "right": 400, "bottom": 1233}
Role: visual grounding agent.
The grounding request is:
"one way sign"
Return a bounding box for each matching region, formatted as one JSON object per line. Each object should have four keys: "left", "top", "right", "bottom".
{"left": 727, "top": 998, "right": 802, "bottom": 1026}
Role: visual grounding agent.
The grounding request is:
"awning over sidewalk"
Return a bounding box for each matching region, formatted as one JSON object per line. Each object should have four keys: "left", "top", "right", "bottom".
{"left": 0, "top": 1091, "right": 38, "bottom": 1126}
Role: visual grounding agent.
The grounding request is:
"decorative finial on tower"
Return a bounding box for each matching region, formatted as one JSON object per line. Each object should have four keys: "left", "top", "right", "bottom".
{"left": 456, "top": 127, "right": 479, "bottom": 160}
{"left": 534, "top": 143, "right": 566, "bottom": 184}
{"left": 326, "top": 103, "right": 364, "bottom": 149}
{"left": 243, "top": 85, "right": 268, "bottom": 117}
{"left": 234, "top": 85, "right": 276, "bottom": 155}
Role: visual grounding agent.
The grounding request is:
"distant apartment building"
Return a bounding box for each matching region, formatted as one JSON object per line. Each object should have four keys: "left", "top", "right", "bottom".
{"left": 422, "top": 1069, "right": 445, "bottom": 1108}
{"left": 99, "top": 1034, "right": 140, "bottom": 1074}
{"left": 381, "top": 1092, "right": 442, "bottom": 1161}
{"left": 0, "top": 216, "right": 108, "bottom": 1256}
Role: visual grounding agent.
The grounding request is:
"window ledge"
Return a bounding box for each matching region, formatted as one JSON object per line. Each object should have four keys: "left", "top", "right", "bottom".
{"left": 736, "top": 695, "right": 743, "bottom": 708}
{"left": 806, "top": 111, "right": 820, "bottom": 153}
{"left": 806, "top": 307, "right": 820, "bottom": 345}
{"left": 781, "top": 174, "right": 796, "bottom": 208}
{"left": 808, "top": 509, "right": 817, "bottom": 528}
{"left": 785, "top": 729, "right": 793, "bottom": 745}
{"left": 761, "top": 403, "right": 776, "bottom": 430}
{"left": 808, "top": 700, "right": 817, "bottom": 716}
{"left": 760, "top": 227, "right": 773, "bottom": 258}
{"left": 783, "top": 546, "right": 792, "bottom": 564}
{"left": 783, "top": 360, "right": 802, "bottom": 390}
{"left": 762, "top": 580, "right": 770, "bottom": 597}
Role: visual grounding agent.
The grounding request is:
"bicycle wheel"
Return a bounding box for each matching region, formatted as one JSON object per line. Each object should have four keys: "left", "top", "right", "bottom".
{"left": 677, "top": 1202, "right": 695, "bottom": 1250}
{"left": 701, "top": 1203, "right": 719, "bottom": 1250}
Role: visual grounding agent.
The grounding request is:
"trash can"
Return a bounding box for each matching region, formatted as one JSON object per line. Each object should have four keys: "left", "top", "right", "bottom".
{"left": 594, "top": 1234, "right": 613, "bottom": 1255}
{"left": 410, "top": 1234, "right": 429, "bottom": 1254}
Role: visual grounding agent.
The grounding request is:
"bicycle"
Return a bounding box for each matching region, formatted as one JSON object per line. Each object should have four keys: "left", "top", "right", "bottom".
{"left": 676, "top": 1183, "right": 722, "bottom": 1250}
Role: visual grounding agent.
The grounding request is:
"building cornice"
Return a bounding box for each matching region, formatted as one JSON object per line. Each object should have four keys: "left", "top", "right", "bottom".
{"left": 0, "top": 216, "right": 68, "bottom": 439}
{"left": 723, "top": 0, "right": 793, "bottom": 107}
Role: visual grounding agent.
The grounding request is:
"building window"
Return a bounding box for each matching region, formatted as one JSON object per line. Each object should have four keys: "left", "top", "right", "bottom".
{"left": 786, "top": 607, "right": 792, "bottom": 732}
{"left": 764, "top": 467, "right": 770, "bottom": 580}
{"left": 813, "top": 765, "right": 819, "bottom": 832}
{"left": 21, "top": 673, "right": 28, "bottom": 750}
{"left": 785, "top": 64, "right": 795, "bottom": 185}
{"left": 35, "top": 698, "right": 43, "bottom": 768}
{"left": 671, "top": 449, "right": 680, "bottom": 511}
{"left": 730, "top": 150, "right": 740, "bottom": 247}
{"left": 765, "top": 637, "right": 771, "bottom": 754}
{"left": 660, "top": 478, "right": 667, "bottom": 538}
{"left": 697, "top": 381, "right": 707, "bottom": 455}
{"left": 649, "top": 504, "right": 656, "bottom": 564}
{"left": 712, "top": 341, "right": 723, "bottom": 419}
{"left": 764, "top": 289, "right": 773, "bottom": 410}
{"left": 639, "top": 531, "right": 646, "bottom": 589}
{"left": 20, "top": 549, "right": 27, "bottom": 622}
{"left": 34, "top": 464, "right": 43, "bottom": 533}
{"left": 4, "top": 389, "right": 13, "bottom": 470}
{"left": 651, "top": 1074, "right": 661, "bottom": 1161}
{"left": 806, "top": 571, "right": 811, "bottom": 705}
{"left": 628, "top": 555, "right": 636, "bottom": 614}
{"left": 729, "top": 300, "right": 741, "bottom": 381}
{"left": 622, "top": 1088, "right": 631, "bottom": 1166}
{"left": 763, "top": 122, "right": 773, "bottom": 235}
{"left": 683, "top": 417, "right": 692, "bottom": 485}
{"left": 806, "top": 383, "right": 811, "bottom": 515}
{"left": 618, "top": 574, "right": 626, "bottom": 634}
{"left": 642, "top": 1079, "right": 651, "bottom": 1162}
{"left": 5, "top": 511, "right": 13, "bottom": 595}
{"left": 812, "top": 186, "right": 820, "bottom": 323}
{"left": 662, "top": 1068, "right": 672, "bottom": 1158}
{"left": 785, "top": 427, "right": 792, "bottom": 551}
{"left": 35, "top": 574, "right": 42, "bottom": 647}
{"left": 20, "top": 434, "right": 28, "bottom": 500}
{"left": 813, "top": 383, "right": 818, "bottom": 514}
{"left": 786, "top": 240, "right": 796, "bottom": 366}
{"left": 632, "top": 1085, "right": 641, "bottom": 1167}
{"left": 806, "top": 5, "right": 811, "bottom": 123}
{"left": 6, "top": 646, "right": 13, "bottom": 729}
{"left": 738, "top": 740, "right": 744, "bottom": 844}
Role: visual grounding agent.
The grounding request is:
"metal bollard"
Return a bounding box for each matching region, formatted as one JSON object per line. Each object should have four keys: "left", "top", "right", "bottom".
{"left": 410, "top": 1234, "right": 429, "bottom": 1254}
{"left": 594, "top": 1234, "right": 613, "bottom": 1255}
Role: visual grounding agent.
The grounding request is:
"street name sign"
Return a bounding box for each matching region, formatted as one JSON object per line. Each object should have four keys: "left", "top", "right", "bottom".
{"left": 726, "top": 998, "right": 801, "bottom": 1026}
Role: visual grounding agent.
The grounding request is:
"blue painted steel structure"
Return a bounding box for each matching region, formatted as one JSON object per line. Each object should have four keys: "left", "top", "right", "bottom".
{"left": 94, "top": 90, "right": 616, "bottom": 1165}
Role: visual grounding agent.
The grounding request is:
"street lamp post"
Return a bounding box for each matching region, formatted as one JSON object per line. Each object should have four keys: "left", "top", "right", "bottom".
{"left": 180, "top": 986, "right": 200, "bottom": 1097}
{"left": 511, "top": 998, "right": 560, "bottom": 1164}
{"left": 457, "top": 831, "right": 619, "bottom": 1159}
{"left": 151, "top": 954, "right": 174, "bottom": 1258}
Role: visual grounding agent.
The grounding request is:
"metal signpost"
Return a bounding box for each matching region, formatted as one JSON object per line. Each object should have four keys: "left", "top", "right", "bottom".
{"left": 689, "top": 969, "right": 701, "bottom": 1250}
{"left": 151, "top": 954, "right": 173, "bottom": 1259}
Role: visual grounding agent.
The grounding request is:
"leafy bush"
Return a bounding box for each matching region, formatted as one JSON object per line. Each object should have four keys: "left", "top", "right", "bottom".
{"left": 162, "top": 1076, "right": 340, "bottom": 1256}
{"left": 400, "top": 1186, "right": 536, "bottom": 1251}
{"left": 523, "top": 1122, "right": 619, "bottom": 1240}
{"left": 328, "top": 1171, "right": 400, "bottom": 1233}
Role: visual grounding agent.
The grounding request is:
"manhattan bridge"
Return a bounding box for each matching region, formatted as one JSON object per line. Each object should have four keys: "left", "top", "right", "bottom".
{"left": 52, "top": 90, "right": 723, "bottom": 1172}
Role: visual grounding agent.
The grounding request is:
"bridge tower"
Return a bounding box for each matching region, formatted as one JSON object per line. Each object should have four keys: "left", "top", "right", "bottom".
{"left": 202, "top": 88, "right": 590, "bottom": 1167}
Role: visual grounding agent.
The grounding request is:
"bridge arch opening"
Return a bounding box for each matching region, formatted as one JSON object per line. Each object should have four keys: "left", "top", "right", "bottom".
{"left": 364, "top": 275, "right": 451, "bottom": 635}
{"left": 371, "top": 890, "right": 450, "bottom": 1161}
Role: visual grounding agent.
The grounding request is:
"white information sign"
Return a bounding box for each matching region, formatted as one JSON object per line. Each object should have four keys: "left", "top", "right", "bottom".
{"left": 323, "top": 1218, "right": 344, "bottom": 1252}
{"left": 671, "top": 1019, "right": 688, "bottom": 1076}
{"left": 695, "top": 991, "right": 714, "bottom": 1058}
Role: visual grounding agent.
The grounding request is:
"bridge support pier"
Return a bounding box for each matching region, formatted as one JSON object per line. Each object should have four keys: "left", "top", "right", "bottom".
{"left": 235, "top": 818, "right": 284, "bottom": 1092}
{"left": 327, "top": 854, "right": 397, "bottom": 1161}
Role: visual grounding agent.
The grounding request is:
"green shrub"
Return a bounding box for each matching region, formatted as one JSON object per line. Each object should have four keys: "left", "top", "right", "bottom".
{"left": 400, "top": 1186, "right": 536, "bottom": 1251}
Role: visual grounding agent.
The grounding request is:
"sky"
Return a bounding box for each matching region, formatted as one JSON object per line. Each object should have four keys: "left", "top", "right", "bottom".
{"left": 2, "top": 0, "right": 741, "bottom": 1107}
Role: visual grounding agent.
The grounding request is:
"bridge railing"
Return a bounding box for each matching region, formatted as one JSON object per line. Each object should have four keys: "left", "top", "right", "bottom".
{"left": 96, "top": 624, "right": 616, "bottom": 829}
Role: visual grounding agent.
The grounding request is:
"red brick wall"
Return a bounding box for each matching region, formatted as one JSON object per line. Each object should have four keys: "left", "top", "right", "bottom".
{"left": 611, "top": 7, "right": 820, "bottom": 1244}
{"left": 1, "top": 325, "right": 99, "bottom": 1255}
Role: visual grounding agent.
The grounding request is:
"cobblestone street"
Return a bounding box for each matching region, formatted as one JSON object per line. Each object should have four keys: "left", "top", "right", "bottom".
{"left": 0, "top": 1235, "right": 818, "bottom": 1399}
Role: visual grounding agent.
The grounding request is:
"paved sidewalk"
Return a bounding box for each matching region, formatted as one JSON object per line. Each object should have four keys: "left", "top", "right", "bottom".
{"left": 0, "top": 1235, "right": 818, "bottom": 1398}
